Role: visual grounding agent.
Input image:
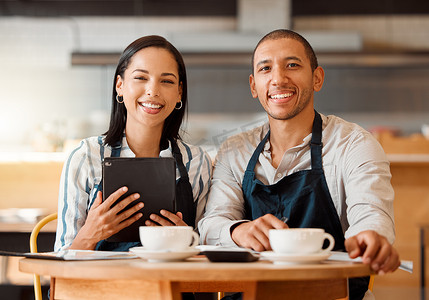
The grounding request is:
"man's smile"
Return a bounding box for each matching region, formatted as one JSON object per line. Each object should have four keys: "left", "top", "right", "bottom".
{"left": 269, "top": 92, "right": 294, "bottom": 100}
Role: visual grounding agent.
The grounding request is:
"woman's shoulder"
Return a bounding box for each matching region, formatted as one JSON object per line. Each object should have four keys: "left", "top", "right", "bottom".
{"left": 64, "top": 136, "right": 106, "bottom": 162}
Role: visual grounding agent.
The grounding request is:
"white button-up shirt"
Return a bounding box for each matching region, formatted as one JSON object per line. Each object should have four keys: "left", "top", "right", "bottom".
{"left": 198, "top": 114, "right": 395, "bottom": 249}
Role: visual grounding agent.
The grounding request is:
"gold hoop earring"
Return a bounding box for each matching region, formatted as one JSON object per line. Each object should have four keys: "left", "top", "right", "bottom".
{"left": 116, "top": 95, "right": 124, "bottom": 103}
{"left": 175, "top": 100, "right": 183, "bottom": 110}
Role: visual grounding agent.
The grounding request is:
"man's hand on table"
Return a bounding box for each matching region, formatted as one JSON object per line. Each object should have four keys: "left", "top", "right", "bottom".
{"left": 345, "top": 230, "right": 401, "bottom": 275}
{"left": 231, "top": 214, "right": 288, "bottom": 252}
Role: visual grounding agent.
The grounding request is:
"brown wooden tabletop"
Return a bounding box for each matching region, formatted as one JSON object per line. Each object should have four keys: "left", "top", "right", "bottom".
{"left": 19, "top": 256, "right": 371, "bottom": 300}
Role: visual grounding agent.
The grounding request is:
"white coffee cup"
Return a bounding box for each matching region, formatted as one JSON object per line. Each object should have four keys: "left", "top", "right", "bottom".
{"left": 269, "top": 228, "right": 335, "bottom": 254}
{"left": 139, "top": 226, "right": 199, "bottom": 251}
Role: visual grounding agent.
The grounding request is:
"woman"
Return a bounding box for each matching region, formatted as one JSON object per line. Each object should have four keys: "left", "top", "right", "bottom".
{"left": 54, "top": 35, "right": 212, "bottom": 252}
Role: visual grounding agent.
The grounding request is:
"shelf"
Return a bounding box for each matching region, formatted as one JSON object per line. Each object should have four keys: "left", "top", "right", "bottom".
{"left": 71, "top": 51, "right": 429, "bottom": 68}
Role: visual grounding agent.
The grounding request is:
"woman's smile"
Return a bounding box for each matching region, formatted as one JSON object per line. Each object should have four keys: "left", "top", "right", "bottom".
{"left": 138, "top": 101, "right": 164, "bottom": 114}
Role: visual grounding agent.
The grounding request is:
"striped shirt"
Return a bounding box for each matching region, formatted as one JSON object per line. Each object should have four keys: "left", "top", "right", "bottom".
{"left": 55, "top": 135, "right": 212, "bottom": 251}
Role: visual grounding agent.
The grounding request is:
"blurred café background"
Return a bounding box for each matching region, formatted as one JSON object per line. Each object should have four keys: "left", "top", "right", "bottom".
{"left": 0, "top": 0, "right": 429, "bottom": 299}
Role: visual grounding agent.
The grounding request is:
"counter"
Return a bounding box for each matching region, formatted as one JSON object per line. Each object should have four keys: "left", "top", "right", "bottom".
{"left": 375, "top": 154, "right": 429, "bottom": 292}
{"left": 0, "top": 157, "right": 63, "bottom": 212}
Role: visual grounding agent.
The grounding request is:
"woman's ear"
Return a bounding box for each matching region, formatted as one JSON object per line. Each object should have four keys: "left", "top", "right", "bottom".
{"left": 178, "top": 81, "right": 183, "bottom": 100}
{"left": 313, "top": 66, "right": 325, "bottom": 92}
{"left": 115, "top": 75, "right": 123, "bottom": 95}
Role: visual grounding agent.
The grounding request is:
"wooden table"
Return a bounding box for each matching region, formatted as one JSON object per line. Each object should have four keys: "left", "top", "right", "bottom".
{"left": 19, "top": 256, "right": 371, "bottom": 300}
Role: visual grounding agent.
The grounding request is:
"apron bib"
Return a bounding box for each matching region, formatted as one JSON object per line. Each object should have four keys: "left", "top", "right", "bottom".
{"left": 242, "top": 111, "right": 369, "bottom": 300}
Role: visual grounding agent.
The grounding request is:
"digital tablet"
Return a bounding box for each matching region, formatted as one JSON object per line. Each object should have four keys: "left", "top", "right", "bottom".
{"left": 102, "top": 157, "right": 176, "bottom": 242}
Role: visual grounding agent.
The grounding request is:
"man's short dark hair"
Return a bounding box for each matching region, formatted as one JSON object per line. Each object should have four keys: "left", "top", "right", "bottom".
{"left": 252, "top": 29, "right": 319, "bottom": 73}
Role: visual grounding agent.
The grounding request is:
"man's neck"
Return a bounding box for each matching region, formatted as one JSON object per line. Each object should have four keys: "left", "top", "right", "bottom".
{"left": 268, "top": 109, "right": 314, "bottom": 168}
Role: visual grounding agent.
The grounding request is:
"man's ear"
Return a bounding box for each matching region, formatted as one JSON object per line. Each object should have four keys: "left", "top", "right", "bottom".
{"left": 313, "top": 66, "right": 325, "bottom": 92}
{"left": 249, "top": 74, "right": 258, "bottom": 98}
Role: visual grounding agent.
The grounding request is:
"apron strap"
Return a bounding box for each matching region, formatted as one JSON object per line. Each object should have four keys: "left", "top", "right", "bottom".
{"left": 170, "top": 139, "right": 196, "bottom": 227}
{"left": 110, "top": 141, "right": 121, "bottom": 157}
{"left": 94, "top": 139, "right": 122, "bottom": 203}
{"left": 246, "top": 111, "right": 323, "bottom": 173}
{"left": 245, "top": 130, "right": 270, "bottom": 173}
{"left": 171, "top": 139, "right": 189, "bottom": 181}
{"left": 310, "top": 111, "right": 323, "bottom": 171}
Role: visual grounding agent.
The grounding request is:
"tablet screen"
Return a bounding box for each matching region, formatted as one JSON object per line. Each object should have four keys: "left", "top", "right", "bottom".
{"left": 102, "top": 157, "right": 176, "bottom": 242}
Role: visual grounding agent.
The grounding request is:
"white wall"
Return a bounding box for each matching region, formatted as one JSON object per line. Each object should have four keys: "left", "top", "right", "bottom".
{"left": 0, "top": 16, "right": 237, "bottom": 151}
{"left": 1, "top": 15, "right": 429, "bottom": 152}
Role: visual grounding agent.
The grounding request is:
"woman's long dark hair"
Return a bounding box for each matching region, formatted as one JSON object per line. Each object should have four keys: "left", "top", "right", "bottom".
{"left": 104, "top": 35, "right": 188, "bottom": 148}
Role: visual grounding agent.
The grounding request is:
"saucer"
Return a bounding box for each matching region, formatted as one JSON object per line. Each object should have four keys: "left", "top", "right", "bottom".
{"left": 260, "top": 251, "right": 331, "bottom": 265}
{"left": 129, "top": 246, "right": 200, "bottom": 262}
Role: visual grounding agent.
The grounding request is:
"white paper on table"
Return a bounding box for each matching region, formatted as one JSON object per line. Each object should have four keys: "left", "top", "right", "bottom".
{"left": 0, "top": 249, "right": 138, "bottom": 261}
{"left": 329, "top": 251, "right": 413, "bottom": 273}
{"left": 60, "top": 249, "right": 138, "bottom": 260}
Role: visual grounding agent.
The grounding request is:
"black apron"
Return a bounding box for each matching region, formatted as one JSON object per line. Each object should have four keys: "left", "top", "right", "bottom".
{"left": 94, "top": 138, "right": 195, "bottom": 252}
{"left": 242, "top": 111, "right": 369, "bottom": 300}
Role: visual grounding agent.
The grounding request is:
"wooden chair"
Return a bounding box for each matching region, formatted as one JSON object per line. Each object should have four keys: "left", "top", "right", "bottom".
{"left": 368, "top": 275, "right": 375, "bottom": 292}
{"left": 30, "top": 212, "right": 58, "bottom": 300}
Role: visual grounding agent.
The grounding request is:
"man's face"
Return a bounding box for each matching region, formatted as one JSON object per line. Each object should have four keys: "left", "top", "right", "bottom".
{"left": 249, "top": 38, "right": 324, "bottom": 121}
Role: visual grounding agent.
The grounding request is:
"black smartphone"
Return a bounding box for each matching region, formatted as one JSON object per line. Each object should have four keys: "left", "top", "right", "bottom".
{"left": 202, "top": 250, "right": 259, "bottom": 262}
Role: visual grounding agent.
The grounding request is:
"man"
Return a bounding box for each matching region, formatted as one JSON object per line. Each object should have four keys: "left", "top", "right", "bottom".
{"left": 198, "top": 29, "right": 400, "bottom": 300}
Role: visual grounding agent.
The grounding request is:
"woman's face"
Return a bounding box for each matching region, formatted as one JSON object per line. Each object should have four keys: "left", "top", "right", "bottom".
{"left": 116, "top": 47, "right": 182, "bottom": 132}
